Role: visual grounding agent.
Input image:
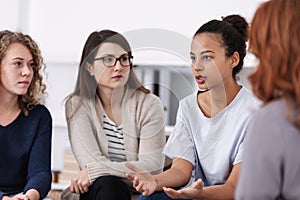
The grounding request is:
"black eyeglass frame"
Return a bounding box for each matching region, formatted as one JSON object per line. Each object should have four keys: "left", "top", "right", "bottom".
{"left": 93, "top": 55, "right": 133, "bottom": 67}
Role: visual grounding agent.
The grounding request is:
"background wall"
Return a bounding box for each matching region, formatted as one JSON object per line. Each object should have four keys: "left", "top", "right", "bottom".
{"left": 1, "top": 0, "right": 262, "bottom": 172}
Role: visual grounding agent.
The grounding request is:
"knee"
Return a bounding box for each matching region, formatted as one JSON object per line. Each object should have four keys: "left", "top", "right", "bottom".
{"left": 93, "top": 175, "right": 126, "bottom": 190}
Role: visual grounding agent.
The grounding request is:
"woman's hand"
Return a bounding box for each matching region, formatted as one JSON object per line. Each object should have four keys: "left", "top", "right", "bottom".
{"left": 70, "top": 167, "right": 91, "bottom": 194}
{"left": 163, "top": 178, "right": 204, "bottom": 199}
{"left": 2, "top": 189, "right": 40, "bottom": 200}
{"left": 125, "top": 162, "right": 157, "bottom": 196}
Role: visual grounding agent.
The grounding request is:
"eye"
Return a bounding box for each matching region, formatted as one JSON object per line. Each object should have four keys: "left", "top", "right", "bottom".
{"left": 14, "top": 61, "right": 22, "bottom": 66}
{"left": 103, "top": 56, "right": 115, "bottom": 64}
{"left": 120, "top": 55, "right": 129, "bottom": 62}
{"left": 202, "top": 55, "right": 212, "bottom": 61}
{"left": 190, "top": 55, "right": 197, "bottom": 63}
{"left": 29, "top": 62, "right": 35, "bottom": 68}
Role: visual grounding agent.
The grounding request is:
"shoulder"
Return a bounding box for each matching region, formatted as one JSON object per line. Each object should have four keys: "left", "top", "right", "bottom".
{"left": 179, "top": 92, "right": 197, "bottom": 109}
{"left": 24, "top": 105, "right": 52, "bottom": 127}
{"left": 127, "top": 88, "right": 162, "bottom": 105}
{"left": 235, "top": 87, "right": 262, "bottom": 112}
{"left": 251, "top": 99, "right": 285, "bottom": 122}
{"left": 65, "top": 95, "right": 94, "bottom": 110}
{"left": 246, "top": 99, "right": 287, "bottom": 141}
{"left": 29, "top": 104, "right": 52, "bottom": 119}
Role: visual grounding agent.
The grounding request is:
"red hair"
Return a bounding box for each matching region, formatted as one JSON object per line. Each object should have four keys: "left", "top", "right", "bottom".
{"left": 249, "top": 0, "right": 300, "bottom": 128}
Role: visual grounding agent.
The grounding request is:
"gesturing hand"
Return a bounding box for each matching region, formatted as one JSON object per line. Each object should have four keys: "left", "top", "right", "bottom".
{"left": 125, "top": 162, "right": 157, "bottom": 196}
{"left": 163, "top": 178, "right": 204, "bottom": 199}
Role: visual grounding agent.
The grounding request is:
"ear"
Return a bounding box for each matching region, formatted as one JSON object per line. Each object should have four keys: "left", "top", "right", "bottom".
{"left": 85, "top": 62, "right": 94, "bottom": 76}
{"left": 230, "top": 51, "right": 240, "bottom": 69}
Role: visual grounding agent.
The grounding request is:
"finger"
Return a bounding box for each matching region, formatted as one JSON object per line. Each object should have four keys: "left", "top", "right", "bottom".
{"left": 83, "top": 185, "right": 89, "bottom": 193}
{"left": 132, "top": 176, "right": 140, "bottom": 188}
{"left": 163, "top": 187, "right": 177, "bottom": 198}
{"left": 142, "top": 188, "right": 150, "bottom": 196}
{"left": 125, "top": 172, "right": 135, "bottom": 182}
{"left": 73, "top": 183, "right": 81, "bottom": 194}
{"left": 135, "top": 181, "right": 144, "bottom": 192}
{"left": 194, "top": 178, "right": 204, "bottom": 189}
{"left": 70, "top": 183, "right": 75, "bottom": 193}
{"left": 125, "top": 162, "right": 144, "bottom": 173}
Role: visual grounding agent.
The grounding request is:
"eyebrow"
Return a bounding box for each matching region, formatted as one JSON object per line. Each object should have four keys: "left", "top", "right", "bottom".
{"left": 190, "top": 50, "right": 215, "bottom": 55}
{"left": 12, "top": 57, "right": 25, "bottom": 60}
{"left": 200, "top": 50, "right": 214, "bottom": 54}
{"left": 99, "top": 53, "right": 128, "bottom": 57}
{"left": 12, "top": 57, "right": 34, "bottom": 61}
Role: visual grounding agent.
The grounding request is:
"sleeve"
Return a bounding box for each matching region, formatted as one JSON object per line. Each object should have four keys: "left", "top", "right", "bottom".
{"left": 24, "top": 106, "right": 52, "bottom": 199}
{"left": 163, "top": 101, "right": 195, "bottom": 166}
{"left": 235, "top": 113, "right": 283, "bottom": 199}
{"left": 127, "top": 95, "right": 165, "bottom": 173}
{"left": 233, "top": 122, "right": 247, "bottom": 165}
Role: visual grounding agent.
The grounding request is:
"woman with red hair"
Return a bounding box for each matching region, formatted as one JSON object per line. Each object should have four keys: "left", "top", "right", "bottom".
{"left": 236, "top": 0, "right": 300, "bottom": 199}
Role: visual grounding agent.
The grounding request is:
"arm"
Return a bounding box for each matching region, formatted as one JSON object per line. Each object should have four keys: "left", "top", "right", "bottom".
{"left": 66, "top": 96, "right": 165, "bottom": 183}
{"left": 164, "top": 163, "right": 240, "bottom": 200}
{"left": 24, "top": 106, "right": 52, "bottom": 199}
{"left": 126, "top": 158, "right": 193, "bottom": 196}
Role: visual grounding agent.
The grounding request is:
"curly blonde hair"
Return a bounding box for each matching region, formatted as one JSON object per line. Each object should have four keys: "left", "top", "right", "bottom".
{"left": 0, "top": 30, "right": 46, "bottom": 115}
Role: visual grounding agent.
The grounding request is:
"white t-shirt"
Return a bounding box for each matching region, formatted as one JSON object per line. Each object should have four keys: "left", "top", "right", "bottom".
{"left": 163, "top": 87, "right": 260, "bottom": 186}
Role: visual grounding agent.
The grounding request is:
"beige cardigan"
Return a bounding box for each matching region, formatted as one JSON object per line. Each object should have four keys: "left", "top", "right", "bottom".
{"left": 65, "top": 88, "right": 165, "bottom": 184}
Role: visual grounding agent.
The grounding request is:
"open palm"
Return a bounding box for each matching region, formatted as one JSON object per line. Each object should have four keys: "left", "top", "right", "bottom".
{"left": 163, "top": 178, "right": 204, "bottom": 199}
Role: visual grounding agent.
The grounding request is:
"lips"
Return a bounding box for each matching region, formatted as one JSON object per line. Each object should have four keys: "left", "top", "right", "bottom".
{"left": 195, "top": 75, "right": 206, "bottom": 84}
{"left": 112, "top": 75, "right": 123, "bottom": 80}
{"left": 18, "top": 81, "right": 30, "bottom": 85}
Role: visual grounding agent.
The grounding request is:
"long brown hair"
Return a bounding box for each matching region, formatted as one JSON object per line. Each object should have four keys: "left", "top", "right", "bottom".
{"left": 249, "top": 0, "right": 300, "bottom": 128}
{"left": 0, "top": 30, "right": 46, "bottom": 116}
{"left": 67, "top": 29, "right": 149, "bottom": 101}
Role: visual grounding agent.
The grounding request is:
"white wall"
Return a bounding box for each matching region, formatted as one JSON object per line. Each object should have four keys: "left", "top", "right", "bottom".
{"left": 1, "top": 0, "right": 263, "bottom": 172}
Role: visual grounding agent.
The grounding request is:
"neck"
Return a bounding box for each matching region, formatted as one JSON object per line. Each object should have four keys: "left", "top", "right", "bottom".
{"left": 0, "top": 91, "right": 19, "bottom": 114}
{"left": 198, "top": 80, "right": 241, "bottom": 117}
{"left": 97, "top": 86, "right": 125, "bottom": 108}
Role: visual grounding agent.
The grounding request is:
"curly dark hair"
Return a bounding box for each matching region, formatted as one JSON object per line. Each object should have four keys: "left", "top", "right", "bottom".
{"left": 0, "top": 30, "right": 47, "bottom": 115}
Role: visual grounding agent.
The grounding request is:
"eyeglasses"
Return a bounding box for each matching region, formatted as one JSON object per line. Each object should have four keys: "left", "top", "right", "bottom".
{"left": 94, "top": 54, "right": 133, "bottom": 67}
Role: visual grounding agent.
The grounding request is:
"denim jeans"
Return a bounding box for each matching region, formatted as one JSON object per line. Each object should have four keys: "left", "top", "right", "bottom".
{"left": 138, "top": 191, "right": 191, "bottom": 200}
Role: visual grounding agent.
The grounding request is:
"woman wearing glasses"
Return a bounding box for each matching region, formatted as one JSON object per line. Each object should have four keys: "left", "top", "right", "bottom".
{"left": 63, "top": 30, "right": 165, "bottom": 200}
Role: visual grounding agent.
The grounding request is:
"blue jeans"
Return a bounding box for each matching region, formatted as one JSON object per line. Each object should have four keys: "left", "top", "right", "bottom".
{"left": 138, "top": 191, "right": 191, "bottom": 200}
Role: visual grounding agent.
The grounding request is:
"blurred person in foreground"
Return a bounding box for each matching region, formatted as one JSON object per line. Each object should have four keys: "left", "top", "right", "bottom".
{"left": 235, "top": 0, "right": 300, "bottom": 199}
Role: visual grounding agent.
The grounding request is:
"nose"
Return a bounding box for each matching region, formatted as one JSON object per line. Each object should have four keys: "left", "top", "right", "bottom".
{"left": 113, "top": 60, "right": 123, "bottom": 71}
{"left": 21, "top": 64, "right": 32, "bottom": 76}
{"left": 192, "top": 62, "right": 204, "bottom": 71}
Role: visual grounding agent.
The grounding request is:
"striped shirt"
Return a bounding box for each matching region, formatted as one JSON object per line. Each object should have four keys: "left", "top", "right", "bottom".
{"left": 103, "top": 113, "right": 126, "bottom": 162}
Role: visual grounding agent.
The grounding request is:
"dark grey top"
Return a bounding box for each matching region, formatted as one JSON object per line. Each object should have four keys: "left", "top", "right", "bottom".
{"left": 235, "top": 98, "right": 300, "bottom": 200}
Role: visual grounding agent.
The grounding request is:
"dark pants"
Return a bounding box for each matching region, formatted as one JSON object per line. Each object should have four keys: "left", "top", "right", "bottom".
{"left": 138, "top": 191, "right": 190, "bottom": 200}
{"left": 80, "top": 175, "right": 131, "bottom": 200}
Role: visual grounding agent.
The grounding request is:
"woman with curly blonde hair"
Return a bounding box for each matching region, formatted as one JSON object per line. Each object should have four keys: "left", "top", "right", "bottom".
{"left": 0, "top": 30, "right": 52, "bottom": 200}
{"left": 236, "top": 0, "right": 300, "bottom": 199}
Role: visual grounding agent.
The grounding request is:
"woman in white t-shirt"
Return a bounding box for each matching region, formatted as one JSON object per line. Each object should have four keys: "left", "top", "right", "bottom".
{"left": 126, "top": 15, "right": 260, "bottom": 200}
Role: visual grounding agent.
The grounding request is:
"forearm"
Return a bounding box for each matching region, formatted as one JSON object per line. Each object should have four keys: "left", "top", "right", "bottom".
{"left": 196, "top": 183, "right": 235, "bottom": 200}
{"left": 154, "top": 167, "right": 191, "bottom": 191}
